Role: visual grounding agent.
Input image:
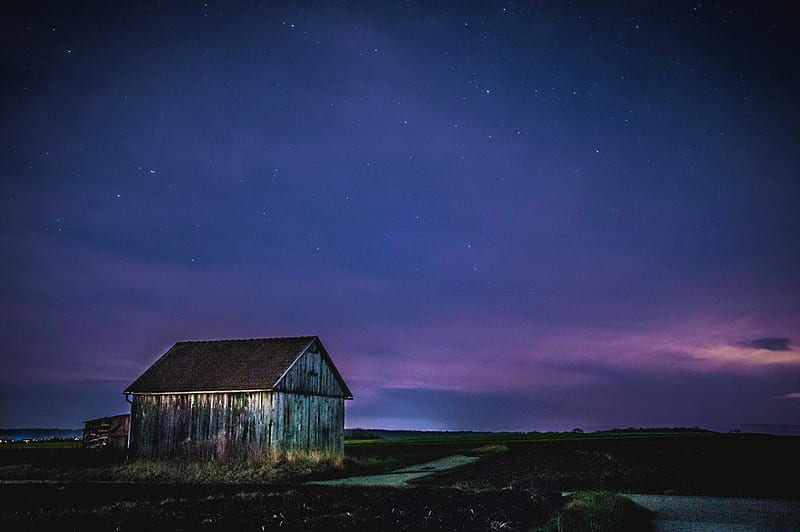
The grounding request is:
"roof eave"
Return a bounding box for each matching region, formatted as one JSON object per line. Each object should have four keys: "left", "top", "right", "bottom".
{"left": 125, "top": 388, "right": 276, "bottom": 395}
{"left": 125, "top": 388, "right": 352, "bottom": 398}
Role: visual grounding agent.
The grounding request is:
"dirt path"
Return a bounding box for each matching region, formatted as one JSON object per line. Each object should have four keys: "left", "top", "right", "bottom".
{"left": 308, "top": 455, "right": 480, "bottom": 487}
{"left": 621, "top": 493, "right": 800, "bottom": 531}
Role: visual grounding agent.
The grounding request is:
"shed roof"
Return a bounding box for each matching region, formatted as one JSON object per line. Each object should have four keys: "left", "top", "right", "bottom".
{"left": 124, "top": 336, "right": 351, "bottom": 397}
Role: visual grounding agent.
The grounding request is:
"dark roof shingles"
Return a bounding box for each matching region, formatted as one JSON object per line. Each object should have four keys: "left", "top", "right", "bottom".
{"left": 125, "top": 336, "right": 316, "bottom": 393}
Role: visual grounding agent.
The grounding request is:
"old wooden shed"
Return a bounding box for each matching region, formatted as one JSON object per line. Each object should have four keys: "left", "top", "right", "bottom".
{"left": 124, "top": 336, "right": 352, "bottom": 460}
{"left": 82, "top": 414, "right": 129, "bottom": 452}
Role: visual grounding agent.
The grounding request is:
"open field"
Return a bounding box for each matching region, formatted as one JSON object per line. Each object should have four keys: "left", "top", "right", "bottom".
{"left": 409, "top": 432, "right": 800, "bottom": 499}
{"left": 1, "top": 431, "right": 797, "bottom": 530}
{"left": 0, "top": 440, "right": 81, "bottom": 450}
{"left": 0, "top": 483, "right": 563, "bottom": 531}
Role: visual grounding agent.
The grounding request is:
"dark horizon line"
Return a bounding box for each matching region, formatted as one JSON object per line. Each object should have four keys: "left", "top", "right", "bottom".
{"left": 4, "top": 424, "right": 800, "bottom": 433}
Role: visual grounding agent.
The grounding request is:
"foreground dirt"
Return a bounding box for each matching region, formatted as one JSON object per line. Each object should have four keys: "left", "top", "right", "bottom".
{"left": 2, "top": 433, "right": 796, "bottom": 530}
{"left": 415, "top": 434, "right": 800, "bottom": 499}
{"left": 0, "top": 483, "right": 562, "bottom": 531}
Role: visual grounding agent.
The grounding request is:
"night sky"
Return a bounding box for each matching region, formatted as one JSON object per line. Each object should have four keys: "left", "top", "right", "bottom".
{"left": 2, "top": 1, "right": 799, "bottom": 431}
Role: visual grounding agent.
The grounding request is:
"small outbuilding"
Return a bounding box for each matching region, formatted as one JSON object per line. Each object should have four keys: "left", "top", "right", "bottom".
{"left": 82, "top": 413, "right": 130, "bottom": 452}
{"left": 124, "top": 336, "right": 352, "bottom": 461}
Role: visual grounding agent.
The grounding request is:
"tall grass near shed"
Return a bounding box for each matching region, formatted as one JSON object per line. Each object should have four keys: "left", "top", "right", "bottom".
{"left": 120, "top": 449, "right": 343, "bottom": 482}
{"left": 0, "top": 448, "right": 343, "bottom": 483}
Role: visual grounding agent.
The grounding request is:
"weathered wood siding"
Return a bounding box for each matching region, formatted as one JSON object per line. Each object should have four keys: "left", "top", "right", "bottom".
{"left": 82, "top": 414, "right": 129, "bottom": 452}
{"left": 129, "top": 391, "right": 344, "bottom": 460}
{"left": 275, "top": 344, "right": 347, "bottom": 397}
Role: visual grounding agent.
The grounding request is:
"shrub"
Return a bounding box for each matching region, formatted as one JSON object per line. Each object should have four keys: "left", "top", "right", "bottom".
{"left": 536, "top": 491, "right": 654, "bottom": 531}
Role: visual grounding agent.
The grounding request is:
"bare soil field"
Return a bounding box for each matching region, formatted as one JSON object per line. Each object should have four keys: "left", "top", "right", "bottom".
{"left": 0, "top": 483, "right": 561, "bottom": 531}
{"left": 413, "top": 433, "right": 800, "bottom": 499}
{"left": 1, "top": 432, "right": 796, "bottom": 530}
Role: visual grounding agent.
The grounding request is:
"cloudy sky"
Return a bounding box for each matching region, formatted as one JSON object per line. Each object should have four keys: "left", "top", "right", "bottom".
{"left": 2, "top": 1, "right": 798, "bottom": 431}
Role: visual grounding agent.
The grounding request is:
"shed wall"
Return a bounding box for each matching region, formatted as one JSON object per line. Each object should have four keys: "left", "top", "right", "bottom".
{"left": 129, "top": 391, "right": 344, "bottom": 460}
{"left": 275, "top": 346, "right": 347, "bottom": 397}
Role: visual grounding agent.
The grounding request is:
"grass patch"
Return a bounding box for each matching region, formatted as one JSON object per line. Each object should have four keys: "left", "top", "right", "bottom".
{"left": 471, "top": 443, "right": 509, "bottom": 455}
{"left": 118, "top": 449, "right": 344, "bottom": 483}
{"left": 345, "top": 428, "right": 714, "bottom": 449}
{"left": 0, "top": 449, "right": 344, "bottom": 483}
{"left": 536, "top": 491, "right": 654, "bottom": 532}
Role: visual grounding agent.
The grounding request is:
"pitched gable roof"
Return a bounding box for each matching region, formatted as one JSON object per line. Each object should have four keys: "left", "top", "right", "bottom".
{"left": 124, "top": 336, "right": 350, "bottom": 397}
